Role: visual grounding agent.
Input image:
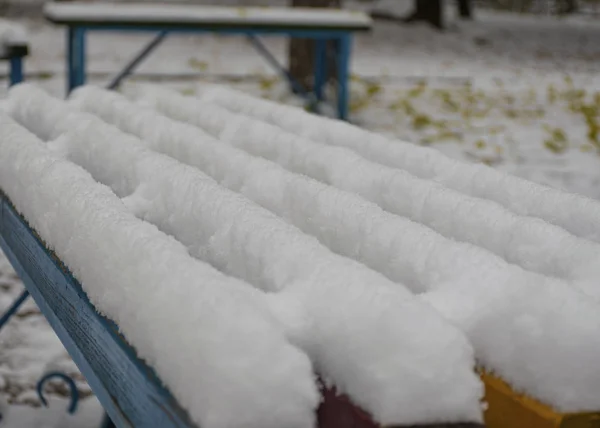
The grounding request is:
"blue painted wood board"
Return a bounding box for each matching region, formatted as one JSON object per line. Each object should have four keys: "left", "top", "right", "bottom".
{"left": 0, "top": 194, "right": 196, "bottom": 428}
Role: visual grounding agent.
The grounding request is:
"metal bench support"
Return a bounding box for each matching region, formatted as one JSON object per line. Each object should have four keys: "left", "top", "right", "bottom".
{"left": 336, "top": 35, "right": 352, "bottom": 122}
{"left": 65, "top": 26, "right": 354, "bottom": 120}
{"left": 67, "top": 27, "right": 86, "bottom": 90}
{"left": 313, "top": 39, "right": 327, "bottom": 103}
{"left": 9, "top": 56, "right": 23, "bottom": 86}
{"left": 106, "top": 31, "right": 168, "bottom": 90}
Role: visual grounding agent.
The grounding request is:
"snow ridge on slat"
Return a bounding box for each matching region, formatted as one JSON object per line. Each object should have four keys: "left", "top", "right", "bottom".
{"left": 199, "top": 85, "right": 600, "bottom": 245}
{"left": 131, "top": 86, "right": 600, "bottom": 300}
{"left": 6, "top": 84, "right": 484, "bottom": 426}
{"left": 66, "top": 85, "right": 600, "bottom": 413}
{"left": 0, "top": 112, "right": 319, "bottom": 428}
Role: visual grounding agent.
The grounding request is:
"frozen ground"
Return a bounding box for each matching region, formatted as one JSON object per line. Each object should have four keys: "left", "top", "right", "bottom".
{"left": 0, "top": 4, "right": 599, "bottom": 426}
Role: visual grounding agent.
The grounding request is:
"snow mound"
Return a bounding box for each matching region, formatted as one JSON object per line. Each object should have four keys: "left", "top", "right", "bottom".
{"left": 67, "top": 84, "right": 600, "bottom": 413}
{"left": 4, "top": 83, "right": 484, "bottom": 426}
{"left": 0, "top": 19, "right": 27, "bottom": 48}
{"left": 0, "top": 112, "right": 319, "bottom": 428}
{"left": 199, "top": 84, "right": 600, "bottom": 245}
{"left": 131, "top": 85, "right": 600, "bottom": 297}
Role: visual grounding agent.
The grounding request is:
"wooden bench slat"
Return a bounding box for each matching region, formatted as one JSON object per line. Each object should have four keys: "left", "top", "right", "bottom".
{"left": 481, "top": 371, "right": 600, "bottom": 428}
{"left": 44, "top": 2, "right": 372, "bottom": 31}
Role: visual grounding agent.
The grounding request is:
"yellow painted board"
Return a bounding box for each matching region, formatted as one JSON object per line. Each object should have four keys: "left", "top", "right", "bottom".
{"left": 481, "top": 372, "right": 600, "bottom": 428}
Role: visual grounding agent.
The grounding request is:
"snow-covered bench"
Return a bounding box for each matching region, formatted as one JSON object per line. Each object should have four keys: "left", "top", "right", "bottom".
{"left": 4, "top": 81, "right": 600, "bottom": 428}
{"left": 0, "top": 20, "right": 28, "bottom": 85}
{"left": 0, "top": 84, "right": 490, "bottom": 427}
{"left": 43, "top": 2, "right": 372, "bottom": 120}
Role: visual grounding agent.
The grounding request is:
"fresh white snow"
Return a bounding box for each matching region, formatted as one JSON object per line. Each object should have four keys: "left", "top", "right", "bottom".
{"left": 44, "top": 2, "right": 371, "bottom": 29}
{"left": 0, "top": 20, "right": 28, "bottom": 49}
{"left": 55, "top": 83, "right": 600, "bottom": 413}
{"left": 1, "top": 6, "right": 600, "bottom": 424}
{"left": 130, "top": 85, "right": 600, "bottom": 299}
{"left": 200, "top": 85, "right": 600, "bottom": 244}
{"left": 0, "top": 112, "right": 320, "bottom": 428}
{"left": 6, "top": 83, "right": 484, "bottom": 426}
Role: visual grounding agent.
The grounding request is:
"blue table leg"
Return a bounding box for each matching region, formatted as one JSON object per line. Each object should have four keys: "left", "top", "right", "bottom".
{"left": 0, "top": 289, "right": 29, "bottom": 331}
{"left": 313, "top": 39, "right": 327, "bottom": 103}
{"left": 106, "top": 31, "right": 168, "bottom": 90}
{"left": 336, "top": 35, "right": 352, "bottom": 121}
{"left": 8, "top": 57, "right": 23, "bottom": 86}
{"left": 67, "top": 27, "right": 86, "bottom": 94}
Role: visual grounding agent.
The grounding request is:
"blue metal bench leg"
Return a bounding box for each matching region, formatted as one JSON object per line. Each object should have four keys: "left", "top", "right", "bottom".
{"left": 336, "top": 35, "right": 352, "bottom": 121}
{"left": 67, "top": 26, "right": 86, "bottom": 94}
{"left": 8, "top": 57, "right": 23, "bottom": 86}
{"left": 0, "top": 291, "right": 84, "bottom": 421}
{"left": 106, "top": 31, "right": 168, "bottom": 90}
{"left": 0, "top": 289, "right": 29, "bottom": 330}
{"left": 312, "top": 39, "right": 327, "bottom": 114}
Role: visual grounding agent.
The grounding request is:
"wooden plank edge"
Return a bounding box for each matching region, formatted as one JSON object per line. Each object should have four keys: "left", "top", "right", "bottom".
{"left": 0, "top": 196, "right": 195, "bottom": 427}
{"left": 480, "top": 370, "right": 600, "bottom": 428}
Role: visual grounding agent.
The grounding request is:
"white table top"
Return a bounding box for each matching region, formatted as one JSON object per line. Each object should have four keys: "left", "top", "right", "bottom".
{"left": 0, "top": 19, "right": 28, "bottom": 58}
{"left": 0, "top": 19, "right": 27, "bottom": 46}
{"left": 44, "top": 2, "right": 372, "bottom": 30}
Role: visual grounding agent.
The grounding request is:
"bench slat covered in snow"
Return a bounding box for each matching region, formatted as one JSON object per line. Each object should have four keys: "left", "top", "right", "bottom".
{"left": 0, "top": 193, "right": 194, "bottom": 428}
{"left": 4, "top": 80, "right": 600, "bottom": 427}
{"left": 0, "top": 20, "right": 28, "bottom": 85}
{"left": 135, "top": 84, "right": 600, "bottom": 428}
{"left": 2, "top": 192, "right": 477, "bottom": 428}
{"left": 0, "top": 85, "right": 487, "bottom": 428}
{"left": 43, "top": 2, "right": 371, "bottom": 120}
{"left": 43, "top": 3, "right": 371, "bottom": 30}
{"left": 1, "top": 193, "right": 454, "bottom": 428}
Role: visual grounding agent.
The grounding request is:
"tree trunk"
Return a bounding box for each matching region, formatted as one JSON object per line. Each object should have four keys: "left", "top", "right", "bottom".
{"left": 558, "top": 0, "right": 577, "bottom": 14}
{"left": 403, "top": 0, "right": 444, "bottom": 29}
{"left": 458, "top": 0, "right": 473, "bottom": 18}
{"left": 289, "top": 0, "right": 341, "bottom": 93}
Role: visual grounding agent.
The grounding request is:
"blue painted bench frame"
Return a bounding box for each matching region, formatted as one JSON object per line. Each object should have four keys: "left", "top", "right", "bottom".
{"left": 0, "top": 193, "right": 196, "bottom": 428}
{"left": 1, "top": 41, "right": 27, "bottom": 86}
{"left": 44, "top": 19, "right": 369, "bottom": 120}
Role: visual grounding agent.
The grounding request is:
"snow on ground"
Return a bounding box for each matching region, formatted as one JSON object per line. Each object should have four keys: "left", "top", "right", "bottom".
{"left": 0, "top": 4, "right": 598, "bottom": 426}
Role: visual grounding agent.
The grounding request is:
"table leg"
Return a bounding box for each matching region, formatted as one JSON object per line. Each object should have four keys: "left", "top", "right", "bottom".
{"left": 313, "top": 38, "right": 327, "bottom": 103}
{"left": 106, "top": 31, "right": 168, "bottom": 90}
{"left": 336, "top": 34, "right": 352, "bottom": 121}
{"left": 8, "top": 57, "right": 23, "bottom": 86}
{"left": 0, "top": 289, "right": 29, "bottom": 331}
{"left": 67, "top": 27, "right": 86, "bottom": 94}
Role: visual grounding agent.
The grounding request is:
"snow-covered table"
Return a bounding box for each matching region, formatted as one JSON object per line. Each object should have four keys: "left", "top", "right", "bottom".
{"left": 0, "top": 164, "right": 480, "bottom": 428}
{"left": 43, "top": 2, "right": 372, "bottom": 120}
{"left": 0, "top": 20, "right": 28, "bottom": 85}
{"left": 0, "top": 84, "right": 491, "bottom": 428}
{"left": 7, "top": 82, "right": 600, "bottom": 428}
